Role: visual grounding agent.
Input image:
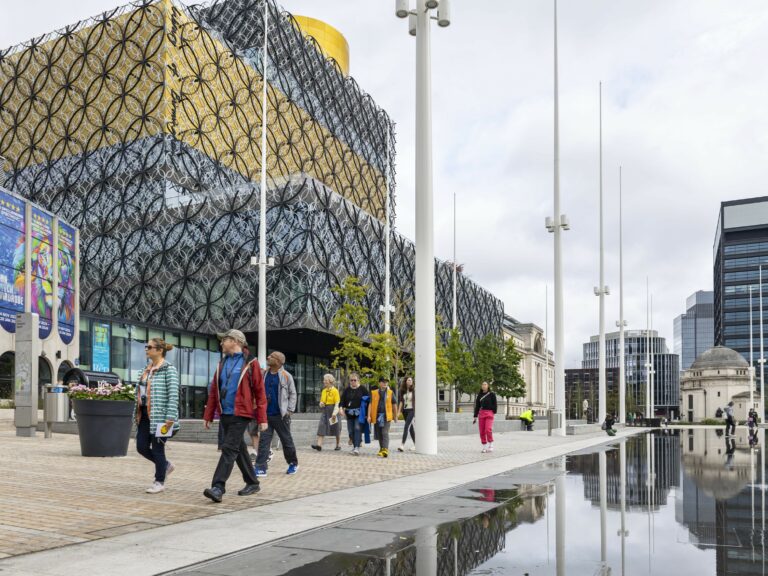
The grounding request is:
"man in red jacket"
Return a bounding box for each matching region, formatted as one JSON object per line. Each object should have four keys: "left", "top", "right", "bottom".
{"left": 203, "top": 329, "right": 267, "bottom": 503}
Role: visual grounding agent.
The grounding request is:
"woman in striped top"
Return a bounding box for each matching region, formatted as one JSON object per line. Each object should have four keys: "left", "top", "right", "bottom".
{"left": 135, "top": 337, "right": 180, "bottom": 494}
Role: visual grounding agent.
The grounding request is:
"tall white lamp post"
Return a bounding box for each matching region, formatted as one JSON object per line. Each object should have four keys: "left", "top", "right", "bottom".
{"left": 545, "top": 0, "right": 569, "bottom": 437}
{"left": 616, "top": 166, "right": 627, "bottom": 423}
{"left": 594, "top": 82, "right": 610, "bottom": 424}
{"left": 395, "top": 0, "right": 451, "bottom": 454}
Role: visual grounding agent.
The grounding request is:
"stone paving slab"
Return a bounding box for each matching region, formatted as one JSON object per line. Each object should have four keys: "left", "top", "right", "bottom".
{"left": 0, "top": 408, "right": 599, "bottom": 560}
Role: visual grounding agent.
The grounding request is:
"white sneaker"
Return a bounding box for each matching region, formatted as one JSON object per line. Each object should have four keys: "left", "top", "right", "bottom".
{"left": 146, "top": 481, "right": 165, "bottom": 494}
{"left": 409, "top": 446, "right": 416, "bottom": 452}
{"left": 352, "top": 448, "right": 360, "bottom": 456}
{"left": 166, "top": 461, "right": 175, "bottom": 477}
{"left": 397, "top": 445, "right": 405, "bottom": 452}
{"left": 481, "top": 444, "right": 488, "bottom": 453}
{"left": 488, "top": 443, "right": 494, "bottom": 452}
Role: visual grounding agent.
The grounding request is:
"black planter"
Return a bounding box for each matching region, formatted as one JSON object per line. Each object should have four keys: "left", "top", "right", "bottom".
{"left": 73, "top": 399, "right": 134, "bottom": 457}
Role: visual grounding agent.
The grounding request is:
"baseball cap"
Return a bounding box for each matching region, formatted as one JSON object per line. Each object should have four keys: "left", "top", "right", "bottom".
{"left": 216, "top": 329, "right": 247, "bottom": 345}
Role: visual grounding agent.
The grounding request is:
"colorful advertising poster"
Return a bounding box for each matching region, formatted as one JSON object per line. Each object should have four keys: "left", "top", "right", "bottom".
{"left": 92, "top": 322, "right": 111, "bottom": 372}
{"left": 0, "top": 189, "right": 25, "bottom": 333}
{"left": 57, "top": 222, "right": 76, "bottom": 343}
{"left": 31, "top": 208, "right": 54, "bottom": 339}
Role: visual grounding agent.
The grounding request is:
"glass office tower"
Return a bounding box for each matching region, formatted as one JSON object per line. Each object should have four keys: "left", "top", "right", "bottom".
{"left": 673, "top": 291, "right": 714, "bottom": 372}
{"left": 714, "top": 197, "right": 768, "bottom": 367}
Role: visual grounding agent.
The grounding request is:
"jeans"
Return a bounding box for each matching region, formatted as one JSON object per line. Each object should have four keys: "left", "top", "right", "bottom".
{"left": 725, "top": 417, "right": 736, "bottom": 436}
{"left": 211, "top": 415, "right": 260, "bottom": 491}
{"left": 478, "top": 409, "right": 495, "bottom": 444}
{"left": 346, "top": 415, "right": 363, "bottom": 448}
{"left": 256, "top": 414, "right": 298, "bottom": 470}
{"left": 375, "top": 420, "right": 391, "bottom": 450}
{"left": 401, "top": 408, "right": 415, "bottom": 444}
{"left": 136, "top": 406, "right": 168, "bottom": 483}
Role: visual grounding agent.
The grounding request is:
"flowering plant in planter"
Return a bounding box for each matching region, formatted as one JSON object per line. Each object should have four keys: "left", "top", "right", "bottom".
{"left": 68, "top": 382, "right": 135, "bottom": 401}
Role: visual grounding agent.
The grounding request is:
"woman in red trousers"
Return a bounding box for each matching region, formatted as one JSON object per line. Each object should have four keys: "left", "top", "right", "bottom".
{"left": 473, "top": 381, "right": 498, "bottom": 453}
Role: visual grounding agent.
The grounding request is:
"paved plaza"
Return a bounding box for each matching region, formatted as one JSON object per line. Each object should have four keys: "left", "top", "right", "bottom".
{"left": 0, "top": 409, "right": 635, "bottom": 575}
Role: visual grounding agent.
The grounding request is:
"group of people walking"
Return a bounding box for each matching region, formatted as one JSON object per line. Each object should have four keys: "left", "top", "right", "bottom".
{"left": 132, "top": 328, "right": 504, "bottom": 501}
{"left": 313, "top": 373, "right": 417, "bottom": 457}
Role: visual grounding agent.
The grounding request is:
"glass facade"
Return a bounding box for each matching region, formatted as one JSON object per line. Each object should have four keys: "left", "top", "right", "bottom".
{"left": 76, "top": 315, "right": 332, "bottom": 418}
{"left": 713, "top": 198, "right": 768, "bottom": 367}
{"left": 673, "top": 291, "right": 714, "bottom": 372}
{"left": 581, "top": 330, "right": 680, "bottom": 417}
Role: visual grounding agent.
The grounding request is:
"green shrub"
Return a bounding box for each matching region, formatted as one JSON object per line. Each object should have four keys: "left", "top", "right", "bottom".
{"left": 700, "top": 418, "right": 725, "bottom": 426}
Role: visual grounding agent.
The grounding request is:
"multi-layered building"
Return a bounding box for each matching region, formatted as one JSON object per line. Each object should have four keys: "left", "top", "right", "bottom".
{"left": 714, "top": 196, "right": 768, "bottom": 364}
{"left": 0, "top": 0, "right": 504, "bottom": 414}
{"left": 673, "top": 290, "right": 714, "bottom": 373}
{"left": 580, "top": 330, "right": 680, "bottom": 418}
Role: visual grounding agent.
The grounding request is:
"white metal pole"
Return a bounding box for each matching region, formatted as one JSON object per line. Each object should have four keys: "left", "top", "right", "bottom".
{"left": 384, "top": 135, "right": 392, "bottom": 334}
{"left": 414, "top": 0, "right": 438, "bottom": 454}
{"left": 651, "top": 294, "right": 655, "bottom": 417}
{"left": 450, "top": 192, "right": 457, "bottom": 413}
{"left": 620, "top": 440, "right": 627, "bottom": 576}
{"left": 761, "top": 265, "right": 766, "bottom": 423}
{"left": 618, "top": 166, "right": 625, "bottom": 423}
{"left": 553, "top": 0, "right": 566, "bottom": 437}
{"left": 546, "top": 284, "right": 550, "bottom": 409}
{"left": 751, "top": 286, "right": 754, "bottom": 409}
{"left": 452, "top": 192, "right": 457, "bottom": 331}
{"left": 257, "top": 0, "right": 270, "bottom": 367}
{"left": 646, "top": 278, "right": 650, "bottom": 419}
{"left": 597, "top": 82, "right": 606, "bottom": 425}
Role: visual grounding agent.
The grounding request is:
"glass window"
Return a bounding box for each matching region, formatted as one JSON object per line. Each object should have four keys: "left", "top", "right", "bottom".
{"left": 165, "top": 332, "right": 180, "bottom": 346}
{"left": 181, "top": 334, "right": 194, "bottom": 348}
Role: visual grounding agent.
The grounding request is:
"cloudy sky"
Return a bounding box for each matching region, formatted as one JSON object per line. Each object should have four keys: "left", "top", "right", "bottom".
{"left": 3, "top": 0, "right": 768, "bottom": 366}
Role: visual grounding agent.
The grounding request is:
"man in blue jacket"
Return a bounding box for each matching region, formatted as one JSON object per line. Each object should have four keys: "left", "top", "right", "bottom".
{"left": 255, "top": 351, "right": 299, "bottom": 476}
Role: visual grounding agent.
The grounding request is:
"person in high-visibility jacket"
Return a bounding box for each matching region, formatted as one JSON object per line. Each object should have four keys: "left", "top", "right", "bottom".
{"left": 519, "top": 409, "right": 535, "bottom": 431}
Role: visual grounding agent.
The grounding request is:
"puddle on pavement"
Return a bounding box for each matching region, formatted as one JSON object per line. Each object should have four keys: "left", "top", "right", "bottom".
{"left": 170, "top": 428, "right": 768, "bottom": 575}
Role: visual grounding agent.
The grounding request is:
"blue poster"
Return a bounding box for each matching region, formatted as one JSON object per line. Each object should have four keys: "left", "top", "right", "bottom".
{"left": 92, "top": 322, "right": 111, "bottom": 372}
{"left": 57, "top": 221, "right": 76, "bottom": 344}
{"left": 0, "top": 190, "right": 25, "bottom": 333}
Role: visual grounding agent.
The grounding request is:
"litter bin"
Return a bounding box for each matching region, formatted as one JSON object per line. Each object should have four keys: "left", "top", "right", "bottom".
{"left": 43, "top": 384, "right": 69, "bottom": 438}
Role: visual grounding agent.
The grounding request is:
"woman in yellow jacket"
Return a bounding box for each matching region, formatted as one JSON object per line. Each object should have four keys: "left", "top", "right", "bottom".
{"left": 368, "top": 376, "right": 397, "bottom": 458}
{"left": 311, "top": 374, "right": 341, "bottom": 451}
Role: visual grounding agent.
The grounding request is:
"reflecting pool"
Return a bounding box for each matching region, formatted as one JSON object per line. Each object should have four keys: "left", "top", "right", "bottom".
{"left": 173, "top": 428, "right": 768, "bottom": 575}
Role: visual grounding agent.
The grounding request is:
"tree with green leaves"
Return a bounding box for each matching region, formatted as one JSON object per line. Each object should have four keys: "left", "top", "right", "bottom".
{"left": 368, "top": 331, "right": 399, "bottom": 386}
{"left": 444, "top": 327, "right": 475, "bottom": 410}
{"left": 329, "top": 276, "right": 371, "bottom": 385}
{"left": 471, "top": 333, "right": 526, "bottom": 415}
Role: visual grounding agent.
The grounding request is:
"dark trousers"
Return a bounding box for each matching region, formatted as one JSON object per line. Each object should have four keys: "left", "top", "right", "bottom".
{"left": 211, "top": 415, "right": 259, "bottom": 491}
{"left": 401, "top": 408, "right": 415, "bottom": 444}
{"left": 256, "top": 414, "right": 297, "bottom": 470}
{"left": 136, "top": 406, "right": 168, "bottom": 483}
{"left": 725, "top": 417, "right": 736, "bottom": 436}
{"left": 346, "top": 415, "right": 363, "bottom": 448}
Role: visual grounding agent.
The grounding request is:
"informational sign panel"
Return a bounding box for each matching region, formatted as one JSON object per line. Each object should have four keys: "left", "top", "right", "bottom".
{"left": 31, "top": 207, "right": 54, "bottom": 339}
{"left": 0, "top": 190, "right": 25, "bottom": 333}
{"left": 57, "top": 222, "right": 76, "bottom": 344}
{"left": 14, "top": 312, "right": 40, "bottom": 436}
{"left": 92, "top": 322, "right": 111, "bottom": 372}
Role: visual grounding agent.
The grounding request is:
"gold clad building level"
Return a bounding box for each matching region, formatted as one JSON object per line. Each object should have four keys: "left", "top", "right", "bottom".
{"left": 293, "top": 16, "right": 350, "bottom": 76}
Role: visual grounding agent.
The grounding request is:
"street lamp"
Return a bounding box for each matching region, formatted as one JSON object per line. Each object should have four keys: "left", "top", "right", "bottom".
{"left": 545, "top": 0, "right": 569, "bottom": 438}
{"left": 594, "top": 82, "right": 610, "bottom": 426}
{"left": 616, "top": 166, "right": 627, "bottom": 424}
{"left": 395, "top": 0, "right": 451, "bottom": 455}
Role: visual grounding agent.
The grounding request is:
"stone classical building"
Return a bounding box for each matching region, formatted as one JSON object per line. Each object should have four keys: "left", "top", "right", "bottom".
{"left": 500, "top": 316, "right": 553, "bottom": 417}
{"left": 679, "top": 346, "right": 755, "bottom": 422}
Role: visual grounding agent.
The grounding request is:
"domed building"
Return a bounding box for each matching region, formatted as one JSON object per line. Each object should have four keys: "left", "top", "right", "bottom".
{"left": 680, "top": 346, "right": 756, "bottom": 422}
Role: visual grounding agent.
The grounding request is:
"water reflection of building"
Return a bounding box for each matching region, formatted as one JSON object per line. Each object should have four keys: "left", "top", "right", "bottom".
{"left": 677, "top": 427, "right": 763, "bottom": 575}
{"left": 568, "top": 432, "right": 681, "bottom": 511}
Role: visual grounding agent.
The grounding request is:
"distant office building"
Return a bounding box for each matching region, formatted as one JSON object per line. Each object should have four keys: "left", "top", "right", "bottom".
{"left": 564, "top": 367, "right": 619, "bottom": 420}
{"left": 714, "top": 196, "right": 768, "bottom": 365}
{"left": 673, "top": 291, "right": 714, "bottom": 372}
{"left": 581, "top": 330, "right": 680, "bottom": 418}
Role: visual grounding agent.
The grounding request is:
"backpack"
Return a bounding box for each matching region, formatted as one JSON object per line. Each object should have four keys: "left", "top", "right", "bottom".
{"left": 715, "top": 407, "right": 723, "bottom": 418}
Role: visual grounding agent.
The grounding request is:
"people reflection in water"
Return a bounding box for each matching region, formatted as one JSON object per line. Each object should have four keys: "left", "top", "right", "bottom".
{"left": 724, "top": 437, "right": 736, "bottom": 470}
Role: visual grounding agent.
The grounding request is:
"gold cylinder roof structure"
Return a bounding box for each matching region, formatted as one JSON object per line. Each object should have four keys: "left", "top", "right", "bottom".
{"left": 293, "top": 15, "right": 349, "bottom": 76}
